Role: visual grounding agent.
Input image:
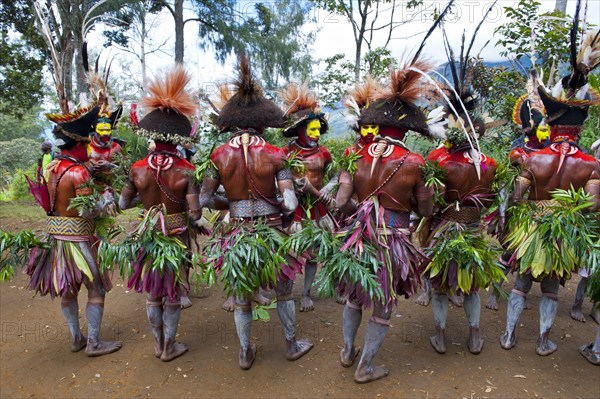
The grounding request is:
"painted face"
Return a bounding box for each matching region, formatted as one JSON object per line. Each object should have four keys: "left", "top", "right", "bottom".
{"left": 360, "top": 124, "right": 379, "bottom": 137}
{"left": 95, "top": 122, "right": 112, "bottom": 143}
{"left": 536, "top": 123, "right": 550, "bottom": 142}
{"left": 306, "top": 119, "right": 321, "bottom": 139}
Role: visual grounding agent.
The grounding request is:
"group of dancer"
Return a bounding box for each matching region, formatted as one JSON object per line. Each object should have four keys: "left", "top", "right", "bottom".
{"left": 5, "top": 7, "right": 600, "bottom": 386}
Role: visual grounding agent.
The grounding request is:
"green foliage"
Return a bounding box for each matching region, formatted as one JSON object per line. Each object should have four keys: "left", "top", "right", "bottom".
{"left": 580, "top": 74, "right": 600, "bottom": 152}
{"left": 422, "top": 160, "right": 447, "bottom": 207}
{"left": 494, "top": 0, "right": 573, "bottom": 78}
{"left": 252, "top": 300, "right": 277, "bottom": 322}
{"left": 262, "top": 128, "right": 287, "bottom": 147}
{"left": 0, "top": 229, "right": 48, "bottom": 281}
{"left": 505, "top": 187, "right": 600, "bottom": 280}
{"left": 338, "top": 150, "right": 362, "bottom": 176}
{"left": 315, "top": 48, "right": 397, "bottom": 108}
{"left": 201, "top": 222, "right": 287, "bottom": 299}
{"left": 0, "top": 165, "right": 36, "bottom": 202}
{"left": 0, "top": 106, "right": 49, "bottom": 142}
{"left": 192, "top": 149, "right": 217, "bottom": 185}
{"left": 0, "top": 138, "right": 39, "bottom": 187}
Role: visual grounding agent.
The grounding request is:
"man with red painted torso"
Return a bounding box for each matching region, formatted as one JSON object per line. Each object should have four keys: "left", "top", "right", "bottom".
{"left": 119, "top": 67, "right": 201, "bottom": 362}
{"left": 281, "top": 84, "right": 336, "bottom": 311}
{"left": 27, "top": 105, "right": 122, "bottom": 357}
{"left": 500, "top": 82, "right": 600, "bottom": 356}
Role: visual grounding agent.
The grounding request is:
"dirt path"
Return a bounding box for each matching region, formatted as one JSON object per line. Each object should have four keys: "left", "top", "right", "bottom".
{"left": 1, "top": 204, "right": 599, "bottom": 398}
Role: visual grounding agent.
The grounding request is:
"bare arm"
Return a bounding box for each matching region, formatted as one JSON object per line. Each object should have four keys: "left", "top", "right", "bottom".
{"left": 584, "top": 171, "right": 600, "bottom": 211}
{"left": 118, "top": 177, "right": 139, "bottom": 210}
{"left": 278, "top": 178, "right": 298, "bottom": 213}
{"left": 186, "top": 179, "right": 201, "bottom": 223}
{"left": 512, "top": 170, "right": 533, "bottom": 203}
{"left": 335, "top": 170, "right": 356, "bottom": 215}
{"left": 198, "top": 177, "right": 221, "bottom": 210}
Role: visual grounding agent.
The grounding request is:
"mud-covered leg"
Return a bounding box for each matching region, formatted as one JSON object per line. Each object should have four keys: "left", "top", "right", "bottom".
{"left": 234, "top": 298, "right": 256, "bottom": 370}
{"left": 571, "top": 277, "right": 587, "bottom": 323}
{"left": 354, "top": 302, "right": 390, "bottom": 383}
{"left": 61, "top": 292, "right": 86, "bottom": 352}
{"left": 85, "top": 298, "right": 122, "bottom": 356}
{"left": 276, "top": 279, "right": 313, "bottom": 360}
{"left": 464, "top": 293, "right": 483, "bottom": 354}
{"left": 487, "top": 253, "right": 510, "bottom": 310}
{"left": 430, "top": 291, "right": 448, "bottom": 354}
{"left": 416, "top": 277, "right": 432, "bottom": 307}
{"left": 500, "top": 273, "right": 531, "bottom": 350}
{"left": 146, "top": 297, "right": 164, "bottom": 357}
{"left": 340, "top": 301, "right": 362, "bottom": 367}
{"left": 222, "top": 295, "right": 235, "bottom": 312}
{"left": 591, "top": 303, "right": 600, "bottom": 325}
{"left": 536, "top": 279, "right": 559, "bottom": 356}
{"left": 300, "top": 261, "right": 317, "bottom": 312}
{"left": 161, "top": 299, "right": 187, "bottom": 361}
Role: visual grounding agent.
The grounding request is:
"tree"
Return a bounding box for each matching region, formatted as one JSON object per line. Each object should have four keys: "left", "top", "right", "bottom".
{"left": 311, "top": 0, "right": 423, "bottom": 82}
{"left": 494, "top": 0, "right": 574, "bottom": 84}
{"left": 555, "top": 0, "right": 567, "bottom": 13}
{"left": 0, "top": 0, "right": 46, "bottom": 118}
{"left": 315, "top": 47, "right": 396, "bottom": 107}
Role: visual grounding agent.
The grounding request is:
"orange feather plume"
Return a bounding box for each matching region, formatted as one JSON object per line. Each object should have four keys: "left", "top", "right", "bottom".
{"left": 344, "top": 76, "right": 384, "bottom": 110}
{"left": 382, "top": 59, "right": 435, "bottom": 106}
{"left": 280, "top": 81, "right": 318, "bottom": 116}
{"left": 141, "top": 65, "right": 197, "bottom": 118}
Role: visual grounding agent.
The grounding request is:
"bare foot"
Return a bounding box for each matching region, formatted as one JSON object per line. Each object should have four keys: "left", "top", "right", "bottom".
{"left": 85, "top": 339, "right": 122, "bottom": 357}
{"left": 571, "top": 305, "right": 586, "bottom": 322}
{"left": 222, "top": 296, "right": 235, "bottom": 312}
{"left": 429, "top": 334, "right": 447, "bottom": 354}
{"left": 70, "top": 335, "right": 87, "bottom": 352}
{"left": 485, "top": 295, "right": 499, "bottom": 311}
{"left": 467, "top": 327, "right": 484, "bottom": 355}
{"left": 340, "top": 346, "right": 360, "bottom": 368}
{"left": 354, "top": 364, "right": 389, "bottom": 384}
{"left": 590, "top": 310, "right": 600, "bottom": 325}
{"left": 153, "top": 337, "right": 164, "bottom": 358}
{"left": 415, "top": 290, "right": 431, "bottom": 307}
{"left": 180, "top": 295, "right": 192, "bottom": 309}
{"left": 161, "top": 341, "right": 188, "bottom": 362}
{"left": 579, "top": 343, "right": 600, "bottom": 366}
{"left": 252, "top": 292, "right": 271, "bottom": 306}
{"left": 536, "top": 335, "right": 557, "bottom": 356}
{"left": 300, "top": 296, "right": 314, "bottom": 312}
{"left": 449, "top": 293, "right": 463, "bottom": 307}
{"left": 524, "top": 301, "right": 532, "bottom": 310}
{"left": 286, "top": 338, "right": 313, "bottom": 361}
{"left": 336, "top": 294, "right": 347, "bottom": 305}
{"left": 239, "top": 344, "right": 257, "bottom": 370}
{"left": 499, "top": 331, "right": 516, "bottom": 350}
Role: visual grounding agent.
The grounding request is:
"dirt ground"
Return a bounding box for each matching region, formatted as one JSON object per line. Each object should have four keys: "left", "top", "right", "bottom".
{"left": 1, "top": 201, "right": 599, "bottom": 399}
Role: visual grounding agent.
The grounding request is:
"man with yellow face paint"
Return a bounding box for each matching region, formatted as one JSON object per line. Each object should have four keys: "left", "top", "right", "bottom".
{"left": 89, "top": 104, "right": 123, "bottom": 165}
{"left": 281, "top": 83, "right": 336, "bottom": 312}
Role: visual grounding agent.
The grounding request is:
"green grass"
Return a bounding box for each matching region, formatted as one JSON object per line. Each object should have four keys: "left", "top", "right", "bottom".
{"left": 0, "top": 200, "right": 45, "bottom": 224}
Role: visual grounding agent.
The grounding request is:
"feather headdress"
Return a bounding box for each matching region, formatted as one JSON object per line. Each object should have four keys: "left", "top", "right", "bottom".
{"left": 280, "top": 82, "right": 327, "bottom": 137}
{"left": 343, "top": 76, "right": 385, "bottom": 131}
{"left": 217, "top": 54, "right": 284, "bottom": 131}
{"left": 136, "top": 66, "right": 198, "bottom": 145}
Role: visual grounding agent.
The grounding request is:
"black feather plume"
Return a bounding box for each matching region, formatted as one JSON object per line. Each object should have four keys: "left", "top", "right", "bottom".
{"left": 411, "top": 0, "right": 455, "bottom": 65}
{"left": 570, "top": 0, "right": 582, "bottom": 70}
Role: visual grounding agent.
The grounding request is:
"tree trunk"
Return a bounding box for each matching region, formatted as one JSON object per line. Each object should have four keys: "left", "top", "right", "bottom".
{"left": 141, "top": 13, "right": 148, "bottom": 94}
{"left": 555, "top": 0, "right": 567, "bottom": 13}
{"left": 174, "top": 0, "right": 184, "bottom": 63}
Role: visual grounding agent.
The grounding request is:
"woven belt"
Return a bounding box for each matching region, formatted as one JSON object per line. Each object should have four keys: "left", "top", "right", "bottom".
{"left": 441, "top": 206, "right": 481, "bottom": 224}
{"left": 382, "top": 210, "right": 410, "bottom": 229}
{"left": 229, "top": 198, "right": 280, "bottom": 219}
{"left": 47, "top": 216, "right": 95, "bottom": 236}
{"left": 532, "top": 199, "right": 560, "bottom": 217}
{"left": 148, "top": 211, "right": 188, "bottom": 232}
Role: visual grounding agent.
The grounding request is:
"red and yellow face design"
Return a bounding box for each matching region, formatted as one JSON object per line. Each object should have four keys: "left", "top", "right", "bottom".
{"left": 360, "top": 124, "right": 379, "bottom": 137}
{"left": 306, "top": 119, "right": 322, "bottom": 139}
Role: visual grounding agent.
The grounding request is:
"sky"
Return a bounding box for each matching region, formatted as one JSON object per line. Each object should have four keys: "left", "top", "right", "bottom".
{"left": 91, "top": 0, "right": 600, "bottom": 98}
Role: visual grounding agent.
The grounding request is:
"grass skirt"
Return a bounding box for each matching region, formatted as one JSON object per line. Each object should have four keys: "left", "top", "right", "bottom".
{"left": 424, "top": 219, "right": 504, "bottom": 295}
{"left": 26, "top": 235, "right": 112, "bottom": 299}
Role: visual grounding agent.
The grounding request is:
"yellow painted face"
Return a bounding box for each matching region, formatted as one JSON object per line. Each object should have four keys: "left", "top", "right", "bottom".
{"left": 95, "top": 122, "right": 112, "bottom": 137}
{"left": 87, "top": 144, "right": 92, "bottom": 157}
{"left": 443, "top": 140, "right": 452, "bottom": 149}
{"left": 536, "top": 123, "right": 550, "bottom": 142}
{"left": 306, "top": 119, "right": 321, "bottom": 139}
{"left": 360, "top": 124, "right": 379, "bottom": 137}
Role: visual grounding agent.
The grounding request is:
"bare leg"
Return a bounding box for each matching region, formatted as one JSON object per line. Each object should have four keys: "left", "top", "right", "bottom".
{"left": 222, "top": 295, "right": 235, "bottom": 312}
{"left": 252, "top": 290, "right": 271, "bottom": 306}
{"left": 449, "top": 292, "right": 464, "bottom": 307}
{"left": 234, "top": 298, "right": 256, "bottom": 370}
{"left": 61, "top": 293, "right": 86, "bottom": 352}
{"left": 430, "top": 291, "right": 448, "bottom": 354}
{"left": 300, "top": 262, "right": 317, "bottom": 312}
{"left": 161, "top": 299, "right": 187, "bottom": 361}
{"left": 340, "top": 301, "right": 362, "bottom": 367}
{"left": 464, "top": 293, "right": 483, "bottom": 354}
{"left": 416, "top": 277, "right": 432, "bottom": 307}
{"left": 180, "top": 294, "right": 192, "bottom": 309}
{"left": 354, "top": 303, "right": 390, "bottom": 383}
{"left": 571, "top": 277, "right": 587, "bottom": 323}
{"left": 500, "top": 291, "right": 525, "bottom": 350}
{"left": 85, "top": 298, "right": 122, "bottom": 357}
{"left": 146, "top": 297, "right": 164, "bottom": 358}
{"left": 591, "top": 304, "right": 600, "bottom": 325}
{"left": 536, "top": 294, "right": 558, "bottom": 356}
{"left": 276, "top": 279, "right": 313, "bottom": 360}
